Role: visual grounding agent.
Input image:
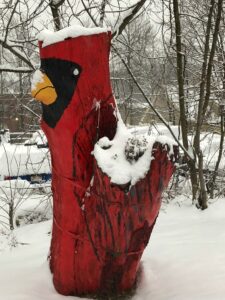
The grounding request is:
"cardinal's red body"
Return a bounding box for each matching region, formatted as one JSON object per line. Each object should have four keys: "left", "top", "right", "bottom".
{"left": 39, "top": 31, "right": 177, "bottom": 296}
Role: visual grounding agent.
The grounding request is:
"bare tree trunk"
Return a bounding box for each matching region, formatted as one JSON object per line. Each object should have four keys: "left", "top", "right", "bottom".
{"left": 198, "top": 150, "right": 208, "bottom": 209}
{"left": 173, "top": 0, "right": 198, "bottom": 201}
{"left": 0, "top": 48, "right": 2, "bottom": 94}
{"left": 9, "top": 203, "right": 14, "bottom": 230}
{"left": 207, "top": 27, "right": 225, "bottom": 198}
{"left": 209, "top": 105, "right": 225, "bottom": 198}
{"left": 173, "top": 0, "right": 223, "bottom": 209}
{"left": 0, "top": 71, "right": 2, "bottom": 95}
{"left": 193, "top": 0, "right": 223, "bottom": 209}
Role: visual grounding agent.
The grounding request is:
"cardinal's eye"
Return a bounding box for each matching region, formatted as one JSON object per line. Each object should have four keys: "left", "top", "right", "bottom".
{"left": 73, "top": 68, "right": 79, "bottom": 76}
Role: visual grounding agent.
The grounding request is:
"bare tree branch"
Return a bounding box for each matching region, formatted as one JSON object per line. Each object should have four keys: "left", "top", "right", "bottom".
{"left": 81, "top": 0, "right": 98, "bottom": 26}
{"left": 111, "top": 0, "right": 147, "bottom": 39}
{"left": 0, "top": 66, "right": 33, "bottom": 73}
{"left": 0, "top": 38, "right": 35, "bottom": 69}
{"left": 49, "top": 0, "right": 66, "bottom": 31}
{"left": 99, "top": 0, "right": 107, "bottom": 27}
{"left": 4, "top": 0, "right": 20, "bottom": 43}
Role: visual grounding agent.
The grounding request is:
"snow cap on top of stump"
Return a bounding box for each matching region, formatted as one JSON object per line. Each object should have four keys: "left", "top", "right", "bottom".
{"left": 38, "top": 25, "right": 110, "bottom": 47}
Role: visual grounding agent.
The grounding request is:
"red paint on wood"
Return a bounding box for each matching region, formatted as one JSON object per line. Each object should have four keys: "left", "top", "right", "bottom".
{"left": 38, "top": 31, "right": 178, "bottom": 297}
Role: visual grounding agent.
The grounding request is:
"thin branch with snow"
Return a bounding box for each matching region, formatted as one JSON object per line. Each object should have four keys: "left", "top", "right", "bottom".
{"left": 112, "top": 0, "right": 147, "bottom": 39}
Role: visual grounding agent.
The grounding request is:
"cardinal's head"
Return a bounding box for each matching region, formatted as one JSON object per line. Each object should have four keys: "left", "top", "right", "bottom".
{"left": 31, "top": 28, "right": 114, "bottom": 135}
{"left": 31, "top": 58, "right": 82, "bottom": 128}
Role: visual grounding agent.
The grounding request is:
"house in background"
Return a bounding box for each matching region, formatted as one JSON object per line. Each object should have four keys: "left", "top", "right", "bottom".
{"left": 0, "top": 94, "right": 41, "bottom": 132}
{"left": 0, "top": 88, "right": 220, "bottom": 137}
{"left": 0, "top": 94, "right": 42, "bottom": 144}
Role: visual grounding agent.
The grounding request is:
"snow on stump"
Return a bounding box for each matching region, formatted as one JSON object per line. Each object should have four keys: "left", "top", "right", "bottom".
{"left": 31, "top": 25, "right": 178, "bottom": 298}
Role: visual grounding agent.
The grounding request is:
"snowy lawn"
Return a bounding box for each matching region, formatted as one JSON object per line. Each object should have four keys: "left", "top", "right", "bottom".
{"left": 0, "top": 197, "right": 225, "bottom": 300}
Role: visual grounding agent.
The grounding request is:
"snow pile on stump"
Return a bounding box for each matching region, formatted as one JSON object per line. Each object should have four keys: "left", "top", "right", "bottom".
{"left": 94, "top": 118, "right": 176, "bottom": 187}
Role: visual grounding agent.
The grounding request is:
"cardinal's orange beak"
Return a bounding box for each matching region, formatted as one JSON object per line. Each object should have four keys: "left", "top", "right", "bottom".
{"left": 31, "top": 71, "right": 57, "bottom": 105}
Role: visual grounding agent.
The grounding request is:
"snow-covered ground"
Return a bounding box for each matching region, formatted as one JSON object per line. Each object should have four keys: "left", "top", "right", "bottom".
{"left": 1, "top": 125, "right": 225, "bottom": 299}
{"left": 0, "top": 196, "right": 225, "bottom": 300}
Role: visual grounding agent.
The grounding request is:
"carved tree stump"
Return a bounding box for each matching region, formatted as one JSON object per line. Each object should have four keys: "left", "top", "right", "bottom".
{"left": 31, "top": 26, "right": 178, "bottom": 297}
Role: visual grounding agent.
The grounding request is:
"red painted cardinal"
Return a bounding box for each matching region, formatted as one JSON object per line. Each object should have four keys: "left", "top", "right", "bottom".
{"left": 31, "top": 26, "right": 178, "bottom": 298}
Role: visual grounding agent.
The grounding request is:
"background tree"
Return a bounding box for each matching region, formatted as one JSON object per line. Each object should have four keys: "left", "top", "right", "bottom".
{"left": 167, "top": 0, "right": 223, "bottom": 209}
